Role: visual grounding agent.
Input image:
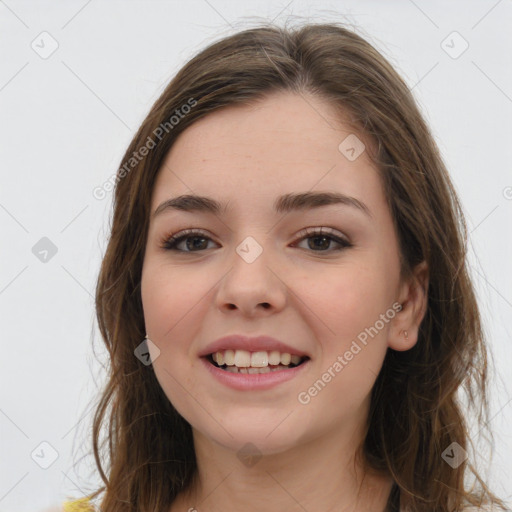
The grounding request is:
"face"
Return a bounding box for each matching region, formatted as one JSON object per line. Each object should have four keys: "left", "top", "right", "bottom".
{"left": 141, "top": 91, "right": 408, "bottom": 455}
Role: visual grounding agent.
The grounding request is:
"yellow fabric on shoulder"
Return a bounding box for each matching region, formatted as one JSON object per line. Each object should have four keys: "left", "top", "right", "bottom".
{"left": 62, "top": 497, "right": 94, "bottom": 511}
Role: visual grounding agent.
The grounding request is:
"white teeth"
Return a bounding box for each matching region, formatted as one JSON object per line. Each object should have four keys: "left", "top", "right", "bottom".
{"left": 211, "top": 349, "right": 306, "bottom": 369}
{"left": 220, "top": 364, "right": 289, "bottom": 374}
{"left": 224, "top": 349, "right": 235, "bottom": 366}
{"left": 234, "top": 350, "right": 251, "bottom": 367}
{"left": 250, "top": 351, "right": 268, "bottom": 367}
{"left": 280, "top": 352, "right": 291, "bottom": 365}
{"left": 268, "top": 350, "right": 281, "bottom": 365}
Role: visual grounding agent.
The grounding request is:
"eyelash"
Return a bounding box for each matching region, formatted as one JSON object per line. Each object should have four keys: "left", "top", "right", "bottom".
{"left": 160, "top": 227, "right": 352, "bottom": 254}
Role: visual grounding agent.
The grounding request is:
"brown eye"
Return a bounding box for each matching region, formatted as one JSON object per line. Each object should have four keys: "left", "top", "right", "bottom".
{"left": 160, "top": 227, "right": 352, "bottom": 254}
{"left": 161, "top": 229, "right": 216, "bottom": 252}
{"left": 293, "top": 227, "right": 352, "bottom": 252}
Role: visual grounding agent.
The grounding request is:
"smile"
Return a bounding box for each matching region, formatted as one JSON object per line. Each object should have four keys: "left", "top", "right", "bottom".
{"left": 201, "top": 350, "right": 311, "bottom": 390}
{"left": 208, "top": 349, "right": 309, "bottom": 373}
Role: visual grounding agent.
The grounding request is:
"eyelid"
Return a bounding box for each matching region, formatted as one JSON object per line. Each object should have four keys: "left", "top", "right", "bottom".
{"left": 159, "top": 226, "right": 352, "bottom": 253}
{"left": 294, "top": 226, "right": 350, "bottom": 244}
{"left": 159, "top": 228, "right": 215, "bottom": 250}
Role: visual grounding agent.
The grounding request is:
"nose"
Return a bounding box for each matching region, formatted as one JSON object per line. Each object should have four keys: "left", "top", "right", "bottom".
{"left": 214, "top": 243, "right": 287, "bottom": 316}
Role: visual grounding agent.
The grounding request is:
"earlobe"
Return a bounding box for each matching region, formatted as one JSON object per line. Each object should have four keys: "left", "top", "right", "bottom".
{"left": 389, "top": 261, "right": 429, "bottom": 352}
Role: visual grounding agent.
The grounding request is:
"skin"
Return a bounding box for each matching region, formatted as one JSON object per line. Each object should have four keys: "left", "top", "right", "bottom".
{"left": 141, "top": 91, "right": 429, "bottom": 512}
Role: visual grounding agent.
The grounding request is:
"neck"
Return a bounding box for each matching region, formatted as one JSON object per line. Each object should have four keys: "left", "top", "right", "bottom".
{"left": 170, "top": 424, "right": 394, "bottom": 512}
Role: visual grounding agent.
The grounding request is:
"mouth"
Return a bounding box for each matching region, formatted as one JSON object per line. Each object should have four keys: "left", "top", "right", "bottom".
{"left": 204, "top": 349, "right": 310, "bottom": 374}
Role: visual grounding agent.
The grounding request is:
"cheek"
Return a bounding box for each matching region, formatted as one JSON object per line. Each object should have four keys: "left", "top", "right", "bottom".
{"left": 141, "top": 263, "right": 208, "bottom": 341}
{"left": 296, "top": 261, "right": 397, "bottom": 402}
{"left": 297, "top": 262, "right": 396, "bottom": 341}
{"left": 293, "top": 269, "right": 393, "bottom": 418}
{"left": 140, "top": 264, "right": 204, "bottom": 399}
{"left": 141, "top": 264, "right": 207, "bottom": 415}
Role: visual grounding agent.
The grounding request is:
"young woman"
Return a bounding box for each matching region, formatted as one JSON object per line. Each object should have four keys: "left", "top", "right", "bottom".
{"left": 62, "top": 21, "right": 508, "bottom": 512}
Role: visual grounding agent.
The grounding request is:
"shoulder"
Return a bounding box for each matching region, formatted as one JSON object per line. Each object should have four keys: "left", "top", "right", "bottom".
{"left": 38, "top": 496, "right": 96, "bottom": 512}
{"left": 61, "top": 497, "right": 95, "bottom": 511}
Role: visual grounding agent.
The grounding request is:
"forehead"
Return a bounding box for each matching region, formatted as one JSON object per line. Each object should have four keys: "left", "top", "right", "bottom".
{"left": 152, "top": 92, "right": 384, "bottom": 215}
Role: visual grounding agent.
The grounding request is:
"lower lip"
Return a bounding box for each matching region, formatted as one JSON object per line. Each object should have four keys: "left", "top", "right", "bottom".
{"left": 200, "top": 357, "right": 310, "bottom": 391}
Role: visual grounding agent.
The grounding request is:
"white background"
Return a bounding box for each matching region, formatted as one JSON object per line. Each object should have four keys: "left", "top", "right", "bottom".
{"left": 0, "top": 1, "right": 511, "bottom": 510}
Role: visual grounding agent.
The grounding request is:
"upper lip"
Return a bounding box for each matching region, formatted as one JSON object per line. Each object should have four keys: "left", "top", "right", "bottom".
{"left": 198, "top": 335, "right": 310, "bottom": 358}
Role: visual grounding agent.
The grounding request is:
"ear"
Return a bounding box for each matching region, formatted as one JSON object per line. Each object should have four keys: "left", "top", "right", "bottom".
{"left": 388, "top": 261, "right": 429, "bottom": 351}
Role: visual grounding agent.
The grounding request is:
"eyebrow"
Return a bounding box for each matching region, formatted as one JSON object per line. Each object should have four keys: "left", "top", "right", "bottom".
{"left": 152, "top": 191, "right": 372, "bottom": 219}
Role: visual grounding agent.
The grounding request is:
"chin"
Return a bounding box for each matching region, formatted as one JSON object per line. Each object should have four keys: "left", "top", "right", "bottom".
{"left": 193, "top": 418, "right": 304, "bottom": 457}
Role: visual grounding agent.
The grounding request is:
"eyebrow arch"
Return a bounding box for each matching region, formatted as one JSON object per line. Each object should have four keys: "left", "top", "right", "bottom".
{"left": 152, "top": 191, "right": 372, "bottom": 219}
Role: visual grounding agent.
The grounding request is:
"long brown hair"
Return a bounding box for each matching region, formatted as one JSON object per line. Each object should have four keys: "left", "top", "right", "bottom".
{"left": 84, "top": 21, "right": 507, "bottom": 511}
